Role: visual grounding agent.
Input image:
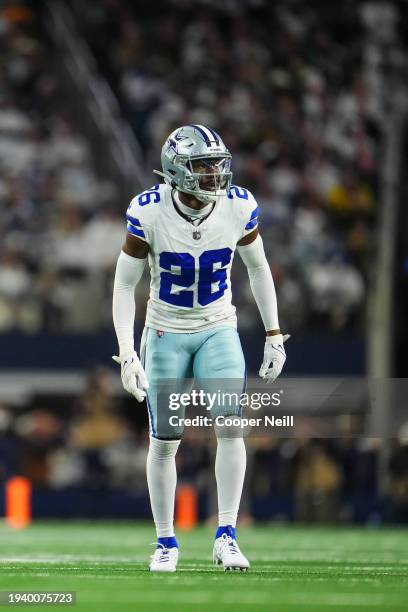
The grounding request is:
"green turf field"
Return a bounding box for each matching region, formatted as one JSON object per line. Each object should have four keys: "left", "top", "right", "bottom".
{"left": 0, "top": 522, "right": 407, "bottom": 611}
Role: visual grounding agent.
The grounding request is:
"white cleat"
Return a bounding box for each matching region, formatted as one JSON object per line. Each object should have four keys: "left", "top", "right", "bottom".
{"left": 149, "top": 545, "right": 179, "bottom": 572}
{"left": 213, "top": 533, "right": 250, "bottom": 572}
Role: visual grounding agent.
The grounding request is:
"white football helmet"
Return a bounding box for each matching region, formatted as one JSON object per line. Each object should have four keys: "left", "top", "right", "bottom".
{"left": 154, "top": 124, "right": 232, "bottom": 204}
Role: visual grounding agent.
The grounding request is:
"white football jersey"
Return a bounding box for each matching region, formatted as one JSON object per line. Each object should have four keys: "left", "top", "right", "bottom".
{"left": 126, "top": 183, "right": 259, "bottom": 333}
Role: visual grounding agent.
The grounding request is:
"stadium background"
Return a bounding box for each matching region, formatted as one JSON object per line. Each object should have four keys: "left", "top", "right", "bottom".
{"left": 0, "top": 0, "right": 408, "bottom": 531}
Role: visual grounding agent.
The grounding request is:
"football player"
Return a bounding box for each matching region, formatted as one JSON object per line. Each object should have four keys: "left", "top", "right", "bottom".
{"left": 112, "top": 125, "right": 287, "bottom": 572}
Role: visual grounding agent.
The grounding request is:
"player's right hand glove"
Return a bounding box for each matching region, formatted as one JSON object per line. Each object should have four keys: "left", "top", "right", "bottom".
{"left": 112, "top": 351, "right": 149, "bottom": 402}
{"left": 259, "top": 334, "right": 290, "bottom": 383}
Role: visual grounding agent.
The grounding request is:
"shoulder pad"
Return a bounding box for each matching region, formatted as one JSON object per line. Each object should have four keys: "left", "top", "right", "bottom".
{"left": 227, "top": 185, "right": 259, "bottom": 235}
{"left": 227, "top": 184, "right": 252, "bottom": 202}
{"left": 126, "top": 183, "right": 166, "bottom": 241}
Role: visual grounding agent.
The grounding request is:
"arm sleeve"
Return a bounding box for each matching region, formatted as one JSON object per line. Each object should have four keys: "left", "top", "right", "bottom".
{"left": 112, "top": 251, "right": 147, "bottom": 354}
{"left": 237, "top": 234, "right": 279, "bottom": 331}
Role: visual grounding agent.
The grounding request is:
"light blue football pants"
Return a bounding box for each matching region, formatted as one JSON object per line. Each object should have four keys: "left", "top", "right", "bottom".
{"left": 140, "top": 325, "right": 246, "bottom": 439}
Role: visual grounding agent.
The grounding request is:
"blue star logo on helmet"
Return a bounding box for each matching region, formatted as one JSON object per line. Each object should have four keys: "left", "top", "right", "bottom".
{"left": 166, "top": 138, "right": 177, "bottom": 153}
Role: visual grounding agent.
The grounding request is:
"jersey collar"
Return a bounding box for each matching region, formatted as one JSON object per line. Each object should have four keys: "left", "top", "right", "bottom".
{"left": 171, "top": 190, "right": 217, "bottom": 227}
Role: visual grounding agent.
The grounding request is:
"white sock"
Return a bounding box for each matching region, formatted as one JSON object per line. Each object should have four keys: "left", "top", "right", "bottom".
{"left": 146, "top": 436, "right": 180, "bottom": 538}
{"left": 215, "top": 437, "right": 246, "bottom": 527}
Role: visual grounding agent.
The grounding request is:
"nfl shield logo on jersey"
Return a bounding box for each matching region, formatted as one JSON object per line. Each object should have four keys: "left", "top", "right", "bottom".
{"left": 193, "top": 229, "right": 201, "bottom": 240}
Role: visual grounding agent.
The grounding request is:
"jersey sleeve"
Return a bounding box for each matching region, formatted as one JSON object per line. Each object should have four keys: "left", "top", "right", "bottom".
{"left": 125, "top": 183, "right": 164, "bottom": 244}
{"left": 236, "top": 188, "right": 259, "bottom": 240}
{"left": 126, "top": 198, "right": 149, "bottom": 243}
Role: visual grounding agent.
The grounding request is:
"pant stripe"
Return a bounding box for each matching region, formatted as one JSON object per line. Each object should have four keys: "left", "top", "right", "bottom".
{"left": 146, "top": 395, "right": 157, "bottom": 438}
{"left": 142, "top": 329, "right": 157, "bottom": 437}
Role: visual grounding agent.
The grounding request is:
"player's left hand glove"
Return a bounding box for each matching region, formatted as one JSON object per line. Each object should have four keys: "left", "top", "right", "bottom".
{"left": 259, "top": 334, "right": 290, "bottom": 383}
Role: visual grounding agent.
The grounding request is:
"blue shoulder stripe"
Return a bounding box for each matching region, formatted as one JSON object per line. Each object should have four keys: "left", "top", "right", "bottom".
{"left": 245, "top": 206, "right": 259, "bottom": 229}
{"left": 245, "top": 218, "right": 258, "bottom": 230}
{"left": 127, "top": 223, "right": 146, "bottom": 238}
{"left": 126, "top": 214, "right": 142, "bottom": 227}
{"left": 249, "top": 207, "right": 259, "bottom": 220}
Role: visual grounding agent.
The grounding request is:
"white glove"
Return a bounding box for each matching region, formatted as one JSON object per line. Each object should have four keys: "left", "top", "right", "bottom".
{"left": 259, "top": 334, "right": 290, "bottom": 383}
{"left": 112, "top": 351, "right": 149, "bottom": 402}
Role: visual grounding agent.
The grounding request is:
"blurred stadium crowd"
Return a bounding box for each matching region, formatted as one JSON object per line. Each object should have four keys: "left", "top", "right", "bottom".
{"left": 0, "top": 367, "right": 407, "bottom": 523}
{"left": 1, "top": 0, "right": 399, "bottom": 335}
{"left": 0, "top": 3, "right": 122, "bottom": 333}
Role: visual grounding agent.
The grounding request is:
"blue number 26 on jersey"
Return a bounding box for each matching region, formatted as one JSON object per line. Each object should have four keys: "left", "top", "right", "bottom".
{"left": 159, "top": 248, "right": 232, "bottom": 307}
